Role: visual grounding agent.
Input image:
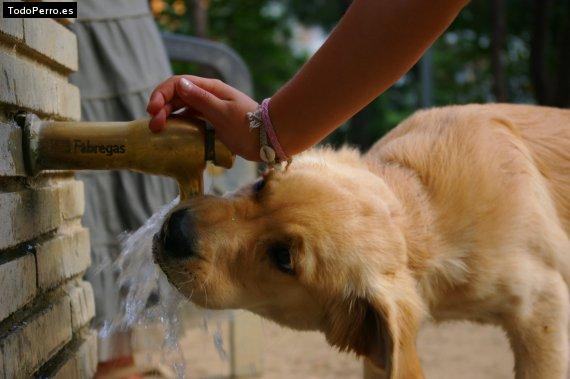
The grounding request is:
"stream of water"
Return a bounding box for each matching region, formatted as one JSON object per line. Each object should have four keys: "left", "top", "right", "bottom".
{"left": 98, "top": 197, "right": 188, "bottom": 377}
{"left": 97, "top": 188, "right": 233, "bottom": 377}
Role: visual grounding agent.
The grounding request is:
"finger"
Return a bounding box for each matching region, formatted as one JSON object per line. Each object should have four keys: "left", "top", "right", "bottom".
{"left": 146, "top": 91, "right": 164, "bottom": 116}
{"left": 176, "top": 78, "right": 227, "bottom": 120}
{"left": 180, "top": 75, "right": 241, "bottom": 100}
{"left": 149, "top": 103, "right": 205, "bottom": 133}
{"left": 147, "top": 96, "right": 188, "bottom": 129}
{"left": 149, "top": 107, "right": 168, "bottom": 133}
{"left": 147, "top": 76, "right": 180, "bottom": 115}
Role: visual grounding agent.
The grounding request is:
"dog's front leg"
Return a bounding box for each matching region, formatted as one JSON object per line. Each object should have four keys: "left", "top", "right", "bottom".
{"left": 503, "top": 269, "right": 569, "bottom": 379}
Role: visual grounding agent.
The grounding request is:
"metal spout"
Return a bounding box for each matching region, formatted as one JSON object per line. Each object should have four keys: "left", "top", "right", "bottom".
{"left": 19, "top": 113, "right": 234, "bottom": 200}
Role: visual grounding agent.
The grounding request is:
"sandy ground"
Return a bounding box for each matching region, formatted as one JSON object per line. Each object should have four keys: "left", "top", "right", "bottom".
{"left": 133, "top": 308, "right": 515, "bottom": 379}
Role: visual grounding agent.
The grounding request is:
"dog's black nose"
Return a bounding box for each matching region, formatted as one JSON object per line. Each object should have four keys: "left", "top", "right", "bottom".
{"left": 162, "top": 208, "right": 197, "bottom": 259}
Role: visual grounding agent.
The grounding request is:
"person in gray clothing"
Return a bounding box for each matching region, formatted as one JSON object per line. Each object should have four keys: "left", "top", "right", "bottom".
{"left": 69, "top": 0, "right": 178, "bottom": 373}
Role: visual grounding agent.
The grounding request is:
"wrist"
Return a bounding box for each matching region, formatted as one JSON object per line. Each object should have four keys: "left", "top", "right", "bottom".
{"left": 247, "top": 98, "right": 292, "bottom": 166}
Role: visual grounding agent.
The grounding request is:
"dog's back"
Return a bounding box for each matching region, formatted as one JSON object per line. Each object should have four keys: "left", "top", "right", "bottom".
{"left": 368, "top": 104, "right": 570, "bottom": 236}
{"left": 366, "top": 104, "right": 570, "bottom": 287}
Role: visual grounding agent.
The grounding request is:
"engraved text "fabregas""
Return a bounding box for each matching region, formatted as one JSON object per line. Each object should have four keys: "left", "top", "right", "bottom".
{"left": 73, "top": 140, "right": 126, "bottom": 156}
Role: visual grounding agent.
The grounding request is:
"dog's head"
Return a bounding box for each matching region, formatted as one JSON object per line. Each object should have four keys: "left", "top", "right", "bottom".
{"left": 153, "top": 148, "right": 424, "bottom": 377}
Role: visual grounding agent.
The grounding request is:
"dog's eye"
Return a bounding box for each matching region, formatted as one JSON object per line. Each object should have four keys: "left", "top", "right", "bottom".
{"left": 253, "top": 178, "right": 265, "bottom": 193}
{"left": 268, "top": 243, "right": 293, "bottom": 274}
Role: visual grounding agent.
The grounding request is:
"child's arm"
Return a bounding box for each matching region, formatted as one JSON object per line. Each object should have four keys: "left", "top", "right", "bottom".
{"left": 147, "top": 0, "right": 469, "bottom": 161}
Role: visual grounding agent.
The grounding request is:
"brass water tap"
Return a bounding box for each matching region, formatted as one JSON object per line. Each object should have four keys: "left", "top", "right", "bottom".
{"left": 18, "top": 113, "right": 234, "bottom": 199}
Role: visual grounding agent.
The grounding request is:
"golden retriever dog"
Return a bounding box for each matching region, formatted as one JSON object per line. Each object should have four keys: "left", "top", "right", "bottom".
{"left": 153, "top": 104, "right": 570, "bottom": 379}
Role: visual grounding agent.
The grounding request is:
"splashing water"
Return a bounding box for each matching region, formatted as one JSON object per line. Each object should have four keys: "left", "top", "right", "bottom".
{"left": 98, "top": 193, "right": 231, "bottom": 377}
{"left": 100, "top": 197, "right": 188, "bottom": 377}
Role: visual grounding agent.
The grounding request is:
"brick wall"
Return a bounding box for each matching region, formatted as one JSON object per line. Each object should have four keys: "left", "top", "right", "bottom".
{"left": 0, "top": 2, "right": 97, "bottom": 377}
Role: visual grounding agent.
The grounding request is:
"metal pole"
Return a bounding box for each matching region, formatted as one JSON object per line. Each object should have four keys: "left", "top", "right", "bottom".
{"left": 420, "top": 48, "right": 434, "bottom": 108}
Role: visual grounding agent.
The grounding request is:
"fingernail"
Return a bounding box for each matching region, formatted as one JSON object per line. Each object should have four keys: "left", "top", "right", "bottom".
{"left": 179, "top": 78, "right": 193, "bottom": 94}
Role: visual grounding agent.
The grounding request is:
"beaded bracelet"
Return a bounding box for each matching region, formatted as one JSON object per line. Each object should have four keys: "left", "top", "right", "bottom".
{"left": 247, "top": 98, "right": 291, "bottom": 167}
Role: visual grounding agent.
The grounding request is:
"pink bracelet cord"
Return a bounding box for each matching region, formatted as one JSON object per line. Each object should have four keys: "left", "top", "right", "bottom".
{"left": 260, "top": 98, "right": 289, "bottom": 162}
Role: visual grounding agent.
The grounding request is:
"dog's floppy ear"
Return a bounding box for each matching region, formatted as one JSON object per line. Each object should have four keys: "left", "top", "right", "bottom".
{"left": 324, "top": 278, "right": 424, "bottom": 379}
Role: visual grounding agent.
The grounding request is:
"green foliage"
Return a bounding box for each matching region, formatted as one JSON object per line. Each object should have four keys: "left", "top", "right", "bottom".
{"left": 157, "top": 0, "right": 305, "bottom": 99}
{"left": 430, "top": 1, "right": 532, "bottom": 105}
{"left": 209, "top": 1, "right": 307, "bottom": 98}
{"left": 284, "top": 0, "right": 346, "bottom": 30}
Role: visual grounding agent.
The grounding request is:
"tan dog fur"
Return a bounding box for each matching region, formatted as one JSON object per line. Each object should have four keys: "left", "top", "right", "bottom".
{"left": 155, "top": 104, "right": 570, "bottom": 378}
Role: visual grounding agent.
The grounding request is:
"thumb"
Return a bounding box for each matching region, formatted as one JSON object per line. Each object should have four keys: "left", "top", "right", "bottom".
{"left": 176, "top": 78, "right": 225, "bottom": 119}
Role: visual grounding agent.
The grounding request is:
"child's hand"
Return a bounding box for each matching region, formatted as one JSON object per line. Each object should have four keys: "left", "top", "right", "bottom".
{"left": 146, "top": 75, "right": 260, "bottom": 161}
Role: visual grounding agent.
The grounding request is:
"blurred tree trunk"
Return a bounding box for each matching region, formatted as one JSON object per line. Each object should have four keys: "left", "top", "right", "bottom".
{"left": 187, "top": 0, "right": 217, "bottom": 77}
{"left": 420, "top": 49, "right": 434, "bottom": 107}
{"left": 341, "top": 0, "right": 383, "bottom": 148}
{"left": 530, "top": 0, "right": 553, "bottom": 105}
{"left": 530, "top": 0, "right": 570, "bottom": 107}
{"left": 554, "top": 0, "right": 570, "bottom": 107}
{"left": 347, "top": 103, "right": 377, "bottom": 150}
{"left": 491, "top": 0, "right": 508, "bottom": 102}
{"left": 192, "top": 0, "right": 209, "bottom": 38}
